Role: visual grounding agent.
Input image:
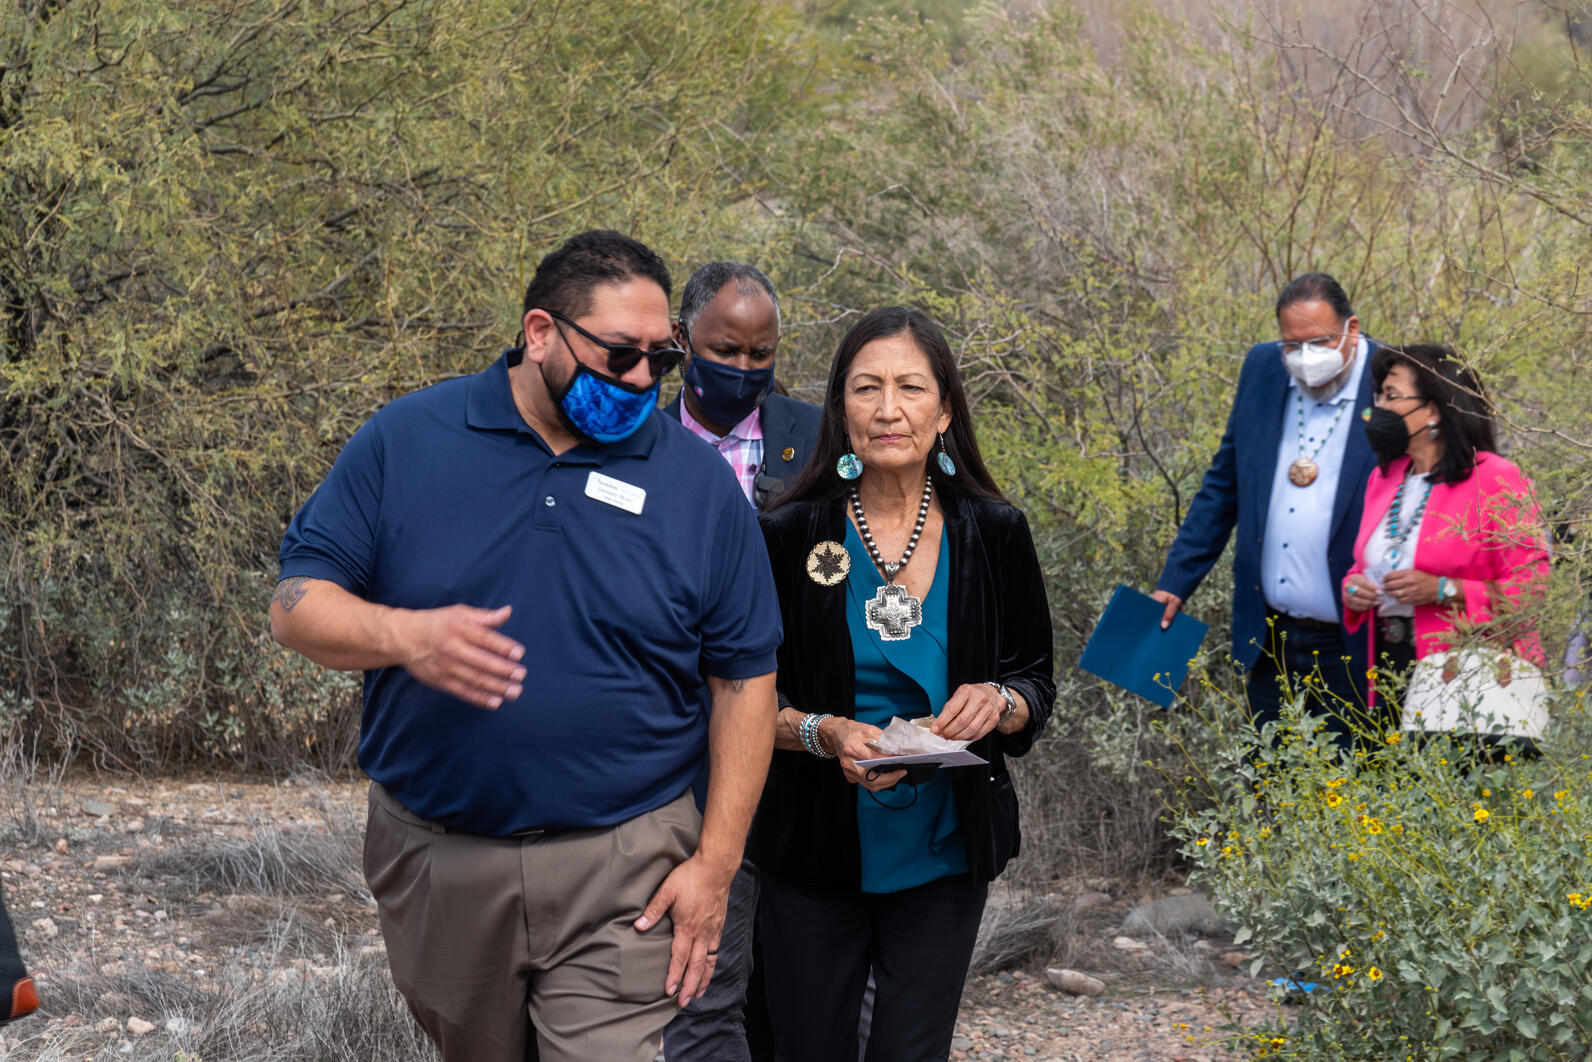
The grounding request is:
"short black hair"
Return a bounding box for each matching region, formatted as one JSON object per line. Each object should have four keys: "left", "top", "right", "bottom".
{"left": 1371, "top": 343, "right": 1497, "bottom": 484}
{"left": 1276, "top": 273, "right": 1355, "bottom": 322}
{"left": 679, "top": 261, "right": 780, "bottom": 331}
{"left": 521, "top": 230, "right": 671, "bottom": 320}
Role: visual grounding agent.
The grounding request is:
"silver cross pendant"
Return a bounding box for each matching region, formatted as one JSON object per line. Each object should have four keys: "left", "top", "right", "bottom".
{"left": 866, "top": 583, "right": 923, "bottom": 641}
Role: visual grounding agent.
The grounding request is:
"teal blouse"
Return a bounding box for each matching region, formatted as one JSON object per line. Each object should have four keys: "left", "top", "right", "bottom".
{"left": 843, "top": 520, "right": 968, "bottom": 894}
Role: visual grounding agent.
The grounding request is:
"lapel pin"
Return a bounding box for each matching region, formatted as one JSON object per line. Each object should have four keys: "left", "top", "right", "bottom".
{"left": 782, "top": 447, "right": 795, "bottom": 462}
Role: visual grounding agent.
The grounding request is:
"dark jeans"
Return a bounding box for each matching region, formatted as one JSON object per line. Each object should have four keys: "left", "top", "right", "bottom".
{"left": 758, "top": 871, "right": 986, "bottom": 1062}
{"left": 1247, "top": 613, "right": 1381, "bottom": 748}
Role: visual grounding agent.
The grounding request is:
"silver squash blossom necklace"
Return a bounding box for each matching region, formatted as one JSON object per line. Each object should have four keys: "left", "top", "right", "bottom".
{"left": 849, "top": 477, "right": 932, "bottom": 641}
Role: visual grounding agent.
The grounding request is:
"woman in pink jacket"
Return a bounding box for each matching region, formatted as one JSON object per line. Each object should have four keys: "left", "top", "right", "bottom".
{"left": 1341, "top": 344, "right": 1548, "bottom": 749}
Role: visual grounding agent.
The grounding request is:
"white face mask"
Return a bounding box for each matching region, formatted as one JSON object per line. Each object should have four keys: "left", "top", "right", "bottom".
{"left": 1283, "top": 331, "right": 1346, "bottom": 388}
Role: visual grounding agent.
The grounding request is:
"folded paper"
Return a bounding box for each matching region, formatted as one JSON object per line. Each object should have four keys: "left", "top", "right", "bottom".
{"left": 1079, "top": 584, "right": 1209, "bottom": 708}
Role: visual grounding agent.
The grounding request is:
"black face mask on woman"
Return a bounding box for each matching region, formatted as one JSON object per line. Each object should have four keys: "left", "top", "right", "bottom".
{"left": 1362, "top": 404, "right": 1428, "bottom": 463}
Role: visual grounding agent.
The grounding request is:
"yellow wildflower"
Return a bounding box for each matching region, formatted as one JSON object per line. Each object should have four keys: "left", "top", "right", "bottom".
{"left": 1326, "top": 792, "right": 1344, "bottom": 808}
{"left": 1367, "top": 967, "right": 1383, "bottom": 982}
{"left": 1472, "top": 803, "right": 1490, "bottom": 824}
{"left": 1195, "top": 837, "right": 1209, "bottom": 847}
{"left": 1569, "top": 892, "right": 1591, "bottom": 911}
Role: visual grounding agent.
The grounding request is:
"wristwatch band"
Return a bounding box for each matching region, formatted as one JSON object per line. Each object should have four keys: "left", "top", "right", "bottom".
{"left": 985, "top": 681, "right": 1016, "bottom": 722}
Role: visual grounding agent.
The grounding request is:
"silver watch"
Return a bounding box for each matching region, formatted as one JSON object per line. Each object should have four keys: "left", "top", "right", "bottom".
{"left": 985, "top": 681, "right": 1016, "bottom": 722}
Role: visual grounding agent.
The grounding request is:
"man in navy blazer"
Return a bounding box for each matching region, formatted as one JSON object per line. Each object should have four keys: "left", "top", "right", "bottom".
{"left": 662, "top": 261, "right": 818, "bottom": 1062}
{"left": 1154, "top": 273, "right": 1380, "bottom": 744}
{"left": 662, "top": 262, "right": 820, "bottom": 509}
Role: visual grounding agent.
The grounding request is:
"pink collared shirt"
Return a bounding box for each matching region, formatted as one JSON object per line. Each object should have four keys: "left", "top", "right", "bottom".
{"left": 680, "top": 401, "right": 764, "bottom": 505}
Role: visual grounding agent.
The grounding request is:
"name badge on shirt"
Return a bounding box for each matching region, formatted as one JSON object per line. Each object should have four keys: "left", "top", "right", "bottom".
{"left": 585, "top": 471, "right": 646, "bottom": 515}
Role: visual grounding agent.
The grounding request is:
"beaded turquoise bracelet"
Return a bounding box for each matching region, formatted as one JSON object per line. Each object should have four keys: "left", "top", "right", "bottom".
{"left": 800, "top": 712, "right": 835, "bottom": 758}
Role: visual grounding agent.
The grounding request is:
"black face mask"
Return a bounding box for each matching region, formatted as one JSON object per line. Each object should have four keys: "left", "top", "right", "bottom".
{"left": 1363, "top": 404, "right": 1426, "bottom": 462}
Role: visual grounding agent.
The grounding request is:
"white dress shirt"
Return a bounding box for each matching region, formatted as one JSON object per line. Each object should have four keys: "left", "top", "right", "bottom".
{"left": 1260, "top": 338, "right": 1369, "bottom": 622}
{"left": 1360, "top": 471, "right": 1432, "bottom": 618}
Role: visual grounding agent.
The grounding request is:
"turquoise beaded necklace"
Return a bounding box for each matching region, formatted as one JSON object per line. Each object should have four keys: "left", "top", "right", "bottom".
{"left": 1287, "top": 392, "right": 1351, "bottom": 487}
{"left": 1384, "top": 472, "right": 1434, "bottom": 567}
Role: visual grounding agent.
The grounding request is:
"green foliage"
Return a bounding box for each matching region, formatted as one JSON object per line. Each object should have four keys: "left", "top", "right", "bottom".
{"left": 1172, "top": 689, "right": 1592, "bottom": 1060}
{"left": 0, "top": 0, "right": 817, "bottom": 765}
{"left": 5, "top": 0, "right": 1592, "bottom": 877}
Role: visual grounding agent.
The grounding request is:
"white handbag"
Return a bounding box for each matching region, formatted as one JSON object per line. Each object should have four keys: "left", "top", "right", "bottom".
{"left": 1400, "top": 649, "right": 1550, "bottom": 741}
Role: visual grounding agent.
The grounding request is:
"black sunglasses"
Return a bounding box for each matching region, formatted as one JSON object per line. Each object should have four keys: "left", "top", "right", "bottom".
{"left": 545, "top": 310, "right": 685, "bottom": 380}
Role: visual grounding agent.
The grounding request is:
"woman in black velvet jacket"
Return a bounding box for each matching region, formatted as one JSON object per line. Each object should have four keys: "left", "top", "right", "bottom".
{"left": 749, "top": 307, "right": 1055, "bottom": 1062}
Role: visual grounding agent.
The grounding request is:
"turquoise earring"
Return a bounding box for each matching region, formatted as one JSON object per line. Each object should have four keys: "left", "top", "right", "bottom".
{"left": 936, "top": 433, "right": 957, "bottom": 477}
{"left": 836, "top": 448, "right": 862, "bottom": 480}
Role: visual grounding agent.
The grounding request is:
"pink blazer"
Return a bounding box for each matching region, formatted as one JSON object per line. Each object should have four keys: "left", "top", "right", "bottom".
{"left": 1344, "top": 451, "right": 1548, "bottom": 666}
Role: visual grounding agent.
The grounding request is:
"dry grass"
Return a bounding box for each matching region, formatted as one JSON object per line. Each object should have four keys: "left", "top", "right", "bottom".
{"left": 137, "top": 811, "right": 368, "bottom": 902}
{"left": 0, "top": 737, "right": 68, "bottom": 848}
{"left": 10, "top": 945, "right": 437, "bottom": 1061}
{"left": 970, "top": 885, "right": 1230, "bottom": 990}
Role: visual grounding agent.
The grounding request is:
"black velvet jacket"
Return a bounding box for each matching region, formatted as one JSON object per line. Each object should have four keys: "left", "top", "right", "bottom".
{"left": 748, "top": 488, "right": 1056, "bottom": 890}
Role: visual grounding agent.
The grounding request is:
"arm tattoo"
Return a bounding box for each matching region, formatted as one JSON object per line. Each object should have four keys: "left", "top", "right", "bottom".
{"left": 272, "top": 576, "right": 310, "bottom": 612}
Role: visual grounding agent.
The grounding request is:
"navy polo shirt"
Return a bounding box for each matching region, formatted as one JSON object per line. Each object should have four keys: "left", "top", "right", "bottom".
{"left": 278, "top": 350, "right": 781, "bottom": 836}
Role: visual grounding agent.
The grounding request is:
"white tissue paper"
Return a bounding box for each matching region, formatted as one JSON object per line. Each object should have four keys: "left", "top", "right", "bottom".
{"left": 866, "top": 716, "right": 971, "bottom": 756}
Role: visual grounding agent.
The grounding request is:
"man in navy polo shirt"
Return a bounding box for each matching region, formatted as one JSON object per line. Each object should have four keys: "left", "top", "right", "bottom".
{"left": 270, "top": 230, "right": 780, "bottom": 1062}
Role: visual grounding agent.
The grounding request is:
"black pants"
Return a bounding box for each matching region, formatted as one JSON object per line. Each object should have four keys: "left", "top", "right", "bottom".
{"left": 757, "top": 871, "right": 987, "bottom": 1062}
{"left": 1247, "top": 614, "right": 1382, "bottom": 748}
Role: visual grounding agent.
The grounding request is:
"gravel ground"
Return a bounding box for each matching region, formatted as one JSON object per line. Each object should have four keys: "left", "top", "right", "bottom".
{"left": 0, "top": 772, "right": 1287, "bottom": 1060}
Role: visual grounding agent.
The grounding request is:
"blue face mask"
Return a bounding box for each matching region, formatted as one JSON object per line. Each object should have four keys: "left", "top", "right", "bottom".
{"left": 551, "top": 360, "right": 659, "bottom": 445}
{"left": 681, "top": 354, "right": 774, "bottom": 430}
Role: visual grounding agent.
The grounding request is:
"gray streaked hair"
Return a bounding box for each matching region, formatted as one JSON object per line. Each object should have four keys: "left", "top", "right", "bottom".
{"left": 678, "top": 261, "right": 780, "bottom": 332}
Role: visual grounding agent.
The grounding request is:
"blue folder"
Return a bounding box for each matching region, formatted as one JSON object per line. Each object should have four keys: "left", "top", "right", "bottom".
{"left": 1079, "top": 584, "right": 1209, "bottom": 708}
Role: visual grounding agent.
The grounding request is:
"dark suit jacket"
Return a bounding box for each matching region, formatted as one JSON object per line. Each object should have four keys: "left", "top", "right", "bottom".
{"left": 1156, "top": 340, "right": 1381, "bottom": 674}
{"left": 662, "top": 391, "right": 822, "bottom": 508}
{"left": 749, "top": 489, "right": 1056, "bottom": 890}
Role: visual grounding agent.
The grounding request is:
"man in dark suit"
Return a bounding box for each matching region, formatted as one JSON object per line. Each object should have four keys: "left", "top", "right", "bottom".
{"left": 662, "top": 261, "right": 818, "bottom": 1062}
{"left": 663, "top": 262, "right": 820, "bottom": 511}
{"left": 1154, "top": 273, "right": 1381, "bottom": 745}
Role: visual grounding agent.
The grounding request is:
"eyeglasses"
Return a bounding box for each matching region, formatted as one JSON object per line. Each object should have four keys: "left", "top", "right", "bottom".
{"left": 1280, "top": 334, "right": 1344, "bottom": 355}
{"left": 545, "top": 310, "right": 686, "bottom": 380}
{"left": 1374, "top": 391, "right": 1425, "bottom": 407}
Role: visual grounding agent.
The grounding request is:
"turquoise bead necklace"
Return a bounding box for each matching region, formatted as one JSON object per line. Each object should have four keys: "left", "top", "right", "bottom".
{"left": 1384, "top": 472, "right": 1435, "bottom": 566}
{"left": 1287, "top": 392, "right": 1351, "bottom": 487}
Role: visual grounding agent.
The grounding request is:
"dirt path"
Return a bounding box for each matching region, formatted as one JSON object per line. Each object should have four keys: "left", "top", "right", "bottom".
{"left": 0, "top": 772, "right": 1280, "bottom": 1060}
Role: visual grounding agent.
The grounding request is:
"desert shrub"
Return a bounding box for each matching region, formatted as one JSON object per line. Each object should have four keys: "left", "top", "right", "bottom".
{"left": 0, "top": 0, "right": 817, "bottom": 768}
{"left": 762, "top": 0, "right": 1592, "bottom": 887}
{"left": 1171, "top": 680, "right": 1592, "bottom": 1060}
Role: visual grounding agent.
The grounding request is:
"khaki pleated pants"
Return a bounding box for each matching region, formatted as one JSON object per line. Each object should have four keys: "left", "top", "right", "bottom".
{"left": 364, "top": 781, "right": 699, "bottom": 1062}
